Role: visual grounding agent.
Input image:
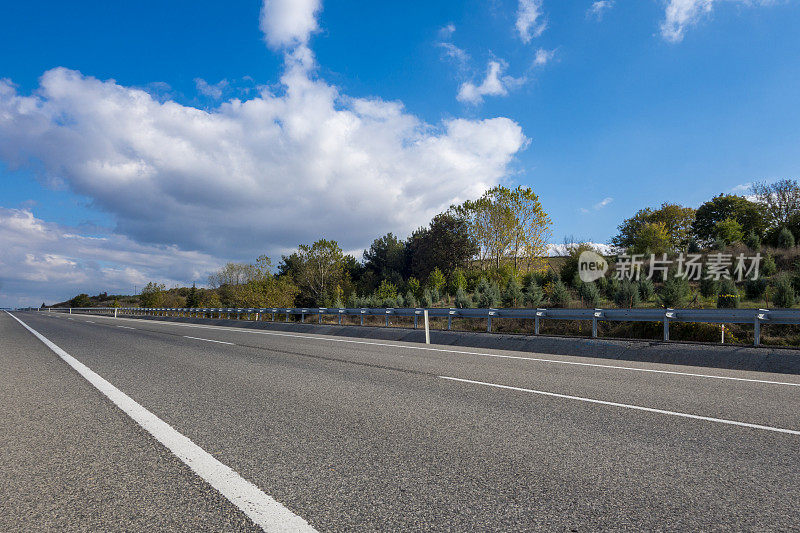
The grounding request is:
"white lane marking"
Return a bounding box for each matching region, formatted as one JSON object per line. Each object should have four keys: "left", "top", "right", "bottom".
{"left": 439, "top": 376, "right": 800, "bottom": 436}
{"left": 184, "top": 335, "right": 235, "bottom": 345}
{"left": 117, "top": 326, "right": 135, "bottom": 330}
{"left": 5, "top": 312, "right": 316, "bottom": 533}
{"left": 81, "top": 314, "right": 800, "bottom": 388}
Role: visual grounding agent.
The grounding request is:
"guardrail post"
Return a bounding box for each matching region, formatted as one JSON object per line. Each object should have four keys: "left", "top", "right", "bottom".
{"left": 361, "top": 309, "right": 364, "bottom": 326}
{"left": 448, "top": 310, "right": 453, "bottom": 331}
{"left": 301, "top": 311, "right": 305, "bottom": 323}
{"left": 286, "top": 309, "right": 290, "bottom": 322}
{"left": 487, "top": 310, "right": 492, "bottom": 332}
{"left": 255, "top": 312, "right": 259, "bottom": 321}
{"left": 664, "top": 308, "right": 674, "bottom": 341}
{"left": 592, "top": 309, "right": 600, "bottom": 338}
{"left": 272, "top": 310, "right": 276, "bottom": 321}
{"left": 319, "top": 310, "right": 322, "bottom": 324}
{"left": 114, "top": 308, "right": 118, "bottom": 319}
{"left": 414, "top": 312, "right": 418, "bottom": 329}
{"left": 339, "top": 310, "right": 343, "bottom": 325}
{"left": 69, "top": 308, "right": 72, "bottom": 314}
{"left": 754, "top": 309, "right": 768, "bottom": 346}
{"left": 424, "top": 309, "right": 430, "bottom": 344}
{"left": 385, "top": 310, "right": 389, "bottom": 327}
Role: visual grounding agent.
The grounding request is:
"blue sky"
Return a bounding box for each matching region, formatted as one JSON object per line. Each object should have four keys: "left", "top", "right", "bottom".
{"left": 1, "top": 0, "right": 799, "bottom": 306}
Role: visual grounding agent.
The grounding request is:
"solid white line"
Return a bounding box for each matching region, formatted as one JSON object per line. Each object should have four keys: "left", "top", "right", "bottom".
{"left": 439, "top": 376, "right": 800, "bottom": 436}
{"left": 117, "top": 325, "right": 135, "bottom": 329}
{"left": 5, "top": 312, "right": 315, "bottom": 532}
{"left": 82, "top": 314, "right": 800, "bottom": 388}
{"left": 184, "top": 335, "right": 235, "bottom": 345}
{"left": 86, "top": 321, "right": 96, "bottom": 323}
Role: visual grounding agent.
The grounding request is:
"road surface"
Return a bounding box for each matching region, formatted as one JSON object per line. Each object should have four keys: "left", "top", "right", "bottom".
{"left": 2, "top": 310, "right": 799, "bottom": 531}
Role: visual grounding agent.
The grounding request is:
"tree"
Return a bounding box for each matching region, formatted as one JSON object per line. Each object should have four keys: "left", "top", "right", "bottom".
{"left": 139, "top": 282, "right": 166, "bottom": 308}
{"left": 692, "top": 194, "right": 765, "bottom": 245}
{"left": 186, "top": 283, "right": 199, "bottom": 308}
{"left": 612, "top": 203, "right": 695, "bottom": 252}
{"left": 631, "top": 222, "right": 672, "bottom": 254}
{"left": 427, "top": 267, "right": 446, "bottom": 292}
{"left": 503, "top": 277, "right": 524, "bottom": 307}
{"left": 207, "top": 263, "right": 256, "bottom": 288}
{"left": 363, "top": 233, "right": 407, "bottom": 285}
{"left": 405, "top": 212, "right": 478, "bottom": 280}
{"left": 751, "top": 179, "right": 800, "bottom": 229}
{"left": 454, "top": 186, "right": 551, "bottom": 273}
{"left": 778, "top": 227, "right": 795, "bottom": 249}
{"left": 447, "top": 268, "right": 467, "bottom": 295}
{"left": 295, "top": 239, "right": 345, "bottom": 306}
{"left": 69, "top": 293, "right": 92, "bottom": 308}
{"left": 714, "top": 218, "right": 744, "bottom": 245}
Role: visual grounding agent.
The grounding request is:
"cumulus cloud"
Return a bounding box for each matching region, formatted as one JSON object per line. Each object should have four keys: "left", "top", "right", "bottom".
{"left": 587, "top": 1, "right": 614, "bottom": 21}
{"left": 0, "top": 0, "right": 529, "bottom": 305}
{"left": 260, "top": 0, "right": 322, "bottom": 49}
{"left": 0, "top": 208, "right": 221, "bottom": 306}
{"left": 516, "top": 0, "right": 547, "bottom": 43}
{"left": 660, "top": 0, "right": 775, "bottom": 42}
{"left": 457, "top": 61, "right": 524, "bottom": 104}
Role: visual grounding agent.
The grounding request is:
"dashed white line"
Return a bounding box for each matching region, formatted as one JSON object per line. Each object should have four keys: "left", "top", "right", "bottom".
{"left": 5, "top": 311, "right": 316, "bottom": 533}
{"left": 439, "top": 375, "right": 800, "bottom": 436}
{"left": 117, "top": 325, "right": 135, "bottom": 329}
{"left": 183, "top": 335, "right": 235, "bottom": 345}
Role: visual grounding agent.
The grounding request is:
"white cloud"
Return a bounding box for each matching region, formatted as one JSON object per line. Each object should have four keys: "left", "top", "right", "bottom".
{"left": 660, "top": 0, "right": 775, "bottom": 43}
{"left": 533, "top": 48, "right": 556, "bottom": 67}
{"left": 594, "top": 197, "right": 613, "bottom": 209}
{"left": 260, "top": 0, "right": 322, "bottom": 49}
{"left": 0, "top": 208, "right": 221, "bottom": 307}
{"left": 587, "top": 1, "right": 614, "bottom": 21}
{"left": 0, "top": 65, "right": 525, "bottom": 264}
{"left": 457, "top": 61, "right": 524, "bottom": 104}
{"left": 194, "top": 78, "right": 229, "bottom": 99}
{"left": 0, "top": 0, "right": 529, "bottom": 305}
{"left": 516, "top": 0, "right": 547, "bottom": 43}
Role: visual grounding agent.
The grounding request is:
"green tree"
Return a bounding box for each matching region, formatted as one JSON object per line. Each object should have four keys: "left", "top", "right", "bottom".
{"left": 612, "top": 203, "right": 696, "bottom": 252}
{"left": 658, "top": 277, "right": 691, "bottom": 308}
{"left": 69, "top": 293, "right": 92, "bottom": 308}
{"left": 778, "top": 227, "right": 795, "bottom": 249}
{"left": 524, "top": 280, "right": 544, "bottom": 307}
{"left": 405, "top": 212, "right": 479, "bottom": 280}
{"left": 376, "top": 279, "right": 398, "bottom": 302}
{"left": 447, "top": 268, "right": 467, "bottom": 295}
{"left": 714, "top": 218, "right": 744, "bottom": 245}
{"left": 751, "top": 179, "right": 800, "bottom": 229}
{"left": 503, "top": 277, "right": 524, "bottom": 307}
{"left": 363, "top": 233, "right": 407, "bottom": 286}
{"left": 455, "top": 288, "right": 472, "bottom": 309}
{"left": 716, "top": 279, "right": 739, "bottom": 308}
{"left": 692, "top": 194, "right": 765, "bottom": 245}
{"left": 614, "top": 280, "right": 640, "bottom": 308}
{"left": 295, "top": 239, "right": 345, "bottom": 306}
{"left": 139, "top": 282, "right": 166, "bottom": 308}
{"left": 773, "top": 274, "right": 796, "bottom": 308}
{"left": 549, "top": 280, "right": 572, "bottom": 308}
{"left": 427, "top": 267, "right": 446, "bottom": 293}
{"left": 186, "top": 283, "right": 199, "bottom": 308}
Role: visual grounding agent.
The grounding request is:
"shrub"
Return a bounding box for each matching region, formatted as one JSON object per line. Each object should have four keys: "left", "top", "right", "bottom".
{"left": 773, "top": 274, "right": 796, "bottom": 308}
{"left": 744, "top": 278, "right": 767, "bottom": 300}
{"left": 376, "top": 279, "right": 397, "bottom": 301}
{"left": 744, "top": 231, "right": 761, "bottom": 251}
{"left": 395, "top": 294, "right": 405, "bottom": 308}
{"left": 699, "top": 276, "right": 718, "bottom": 298}
{"left": 578, "top": 282, "right": 601, "bottom": 308}
{"left": 428, "top": 267, "right": 446, "bottom": 292}
{"left": 604, "top": 277, "right": 620, "bottom": 299}
{"left": 716, "top": 279, "right": 739, "bottom": 308}
{"left": 658, "top": 276, "right": 690, "bottom": 308}
{"left": 405, "top": 290, "right": 418, "bottom": 308}
{"left": 455, "top": 288, "right": 472, "bottom": 309}
{"left": 406, "top": 277, "right": 421, "bottom": 299}
{"left": 549, "top": 280, "right": 572, "bottom": 308}
{"left": 477, "top": 281, "right": 502, "bottom": 308}
{"left": 524, "top": 280, "right": 544, "bottom": 307}
{"left": 614, "top": 279, "right": 640, "bottom": 308}
{"left": 778, "top": 227, "right": 795, "bottom": 249}
{"left": 421, "top": 288, "right": 433, "bottom": 308}
{"left": 762, "top": 253, "right": 777, "bottom": 277}
{"left": 448, "top": 268, "right": 467, "bottom": 296}
{"left": 431, "top": 288, "right": 441, "bottom": 304}
{"left": 503, "top": 277, "right": 524, "bottom": 307}
{"left": 637, "top": 278, "right": 655, "bottom": 302}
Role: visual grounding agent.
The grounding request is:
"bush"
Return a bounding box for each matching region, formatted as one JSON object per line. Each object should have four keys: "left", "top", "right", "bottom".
{"left": 614, "top": 279, "right": 640, "bottom": 308}
{"left": 477, "top": 281, "right": 502, "bottom": 308}
{"left": 762, "top": 253, "right": 777, "bottom": 277}
{"left": 524, "top": 280, "right": 544, "bottom": 307}
{"left": 503, "top": 277, "right": 524, "bottom": 307}
{"left": 455, "top": 288, "right": 472, "bottom": 309}
{"left": 773, "top": 274, "right": 796, "bottom": 308}
{"left": 421, "top": 288, "right": 433, "bottom": 308}
{"left": 744, "top": 231, "right": 761, "bottom": 251}
{"left": 744, "top": 278, "right": 767, "bottom": 300}
{"left": 578, "top": 282, "right": 601, "bottom": 308}
{"left": 637, "top": 278, "right": 655, "bottom": 302}
{"left": 549, "top": 280, "right": 572, "bottom": 308}
{"left": 699, "top": 276, "right": 718, "bottom": 298}
{"left": 405, "top": 291, "right": 418, "bottom": 308}
{"left": 604, "top": 277, "right": 620, "bottom": 299}
{"left": 395, "top": 294, "right": 405, "bottom": 308}
{"left": 658, "top": 277, "right": 690, "bottom": 308}
{"left": 716, "top": 279, "right": 739, "bottom": 308}
{"left": 778, "top": 227, "right": 795, "bottom": 249}
{"left": 431, "top": 288, "right": 441, "bottom": 304}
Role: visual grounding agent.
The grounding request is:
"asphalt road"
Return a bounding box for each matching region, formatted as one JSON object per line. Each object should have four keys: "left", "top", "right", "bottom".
{"left": 3, "top": 310, "right": 799, "bottom": 531}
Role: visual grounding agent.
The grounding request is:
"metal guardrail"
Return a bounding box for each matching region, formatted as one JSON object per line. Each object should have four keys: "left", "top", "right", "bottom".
{"left": 34, "top": 305, "right": 800, "bottom": 346}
